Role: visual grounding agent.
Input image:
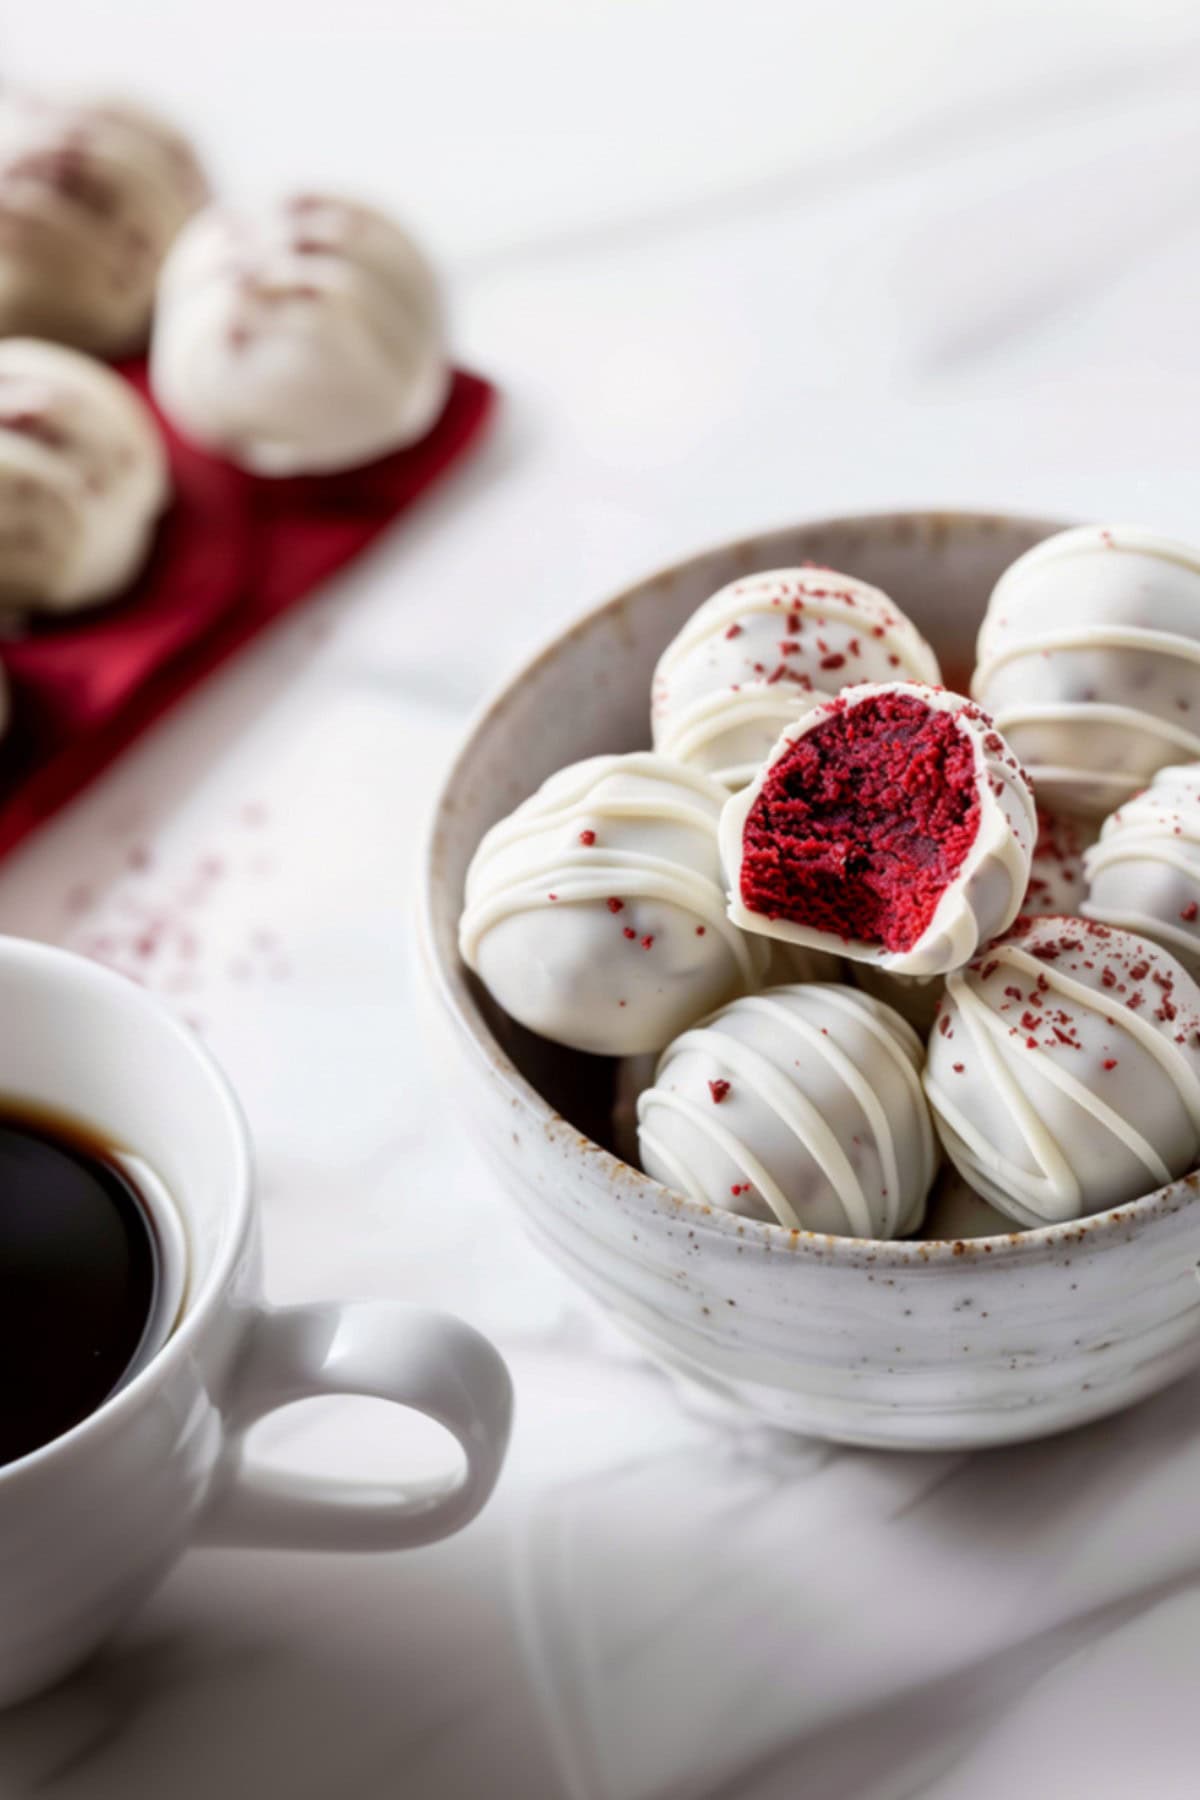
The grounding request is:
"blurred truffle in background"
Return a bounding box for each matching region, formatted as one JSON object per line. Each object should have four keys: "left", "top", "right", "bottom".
{"left": 0, "top": 90, "right": 208, "bottom": 355}
{"left": 150, "top": 193, "right": 449, "bottom": 476}
{"left": 0, "top": 337, "right": 169, "bottom": 613}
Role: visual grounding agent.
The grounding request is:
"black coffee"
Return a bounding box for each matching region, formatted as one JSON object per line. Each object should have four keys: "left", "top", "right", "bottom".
{"left": 0, "top": 1107, "right": 161, "bottom": 1466}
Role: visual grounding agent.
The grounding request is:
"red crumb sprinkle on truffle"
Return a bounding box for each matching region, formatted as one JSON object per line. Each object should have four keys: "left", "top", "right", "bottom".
{"left": 708, "top": 1079, "right": 731, "bottom": 1103}
{"left": 578, "top": 830, "right": 596, "bottom": 846}
{"left": 606, "top": 897, "right": 624, "bottom": 913}
{"left": 730, "top": 1183, "right": 752, "bottom": 1197}
{"left": 725, "top": 623, "right": 743, "bottom": 639}
{"left": 1103, "top": 1059, "right": 1118, "bottom": 1070}
{"left": 640, "top": 935, "right": 655, "bottom": 950}
{"left": 695, "top": 925, "right": 706, "bottom": 936}
{"left": 738, "top": 692, "right": 982, "bottom": 953}
{"left": 984, "top": 918, "right": 1200, "bottom": 1056}
{"left": 1182, "top": 901, "right": 1199, "bottom": 922}
{"left": 623, "top": 927, "right": 636, "bottom": 940}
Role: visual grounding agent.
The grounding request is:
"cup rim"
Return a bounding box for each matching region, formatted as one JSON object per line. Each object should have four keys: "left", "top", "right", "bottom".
{"left": 0, "top": 936, "right": 254, "bottom": 1486}
{"left": 420, "top": 505, "right": 1200, "bottom": 1270}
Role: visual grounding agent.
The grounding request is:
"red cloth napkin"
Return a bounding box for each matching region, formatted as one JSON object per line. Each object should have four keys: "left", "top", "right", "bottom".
{"left": 0, "top": 361, "right": 495, "bottom": 858}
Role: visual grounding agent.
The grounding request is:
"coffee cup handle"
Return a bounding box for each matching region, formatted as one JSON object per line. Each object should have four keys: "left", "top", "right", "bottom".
{"left": 197, "top": 1302, "right": 513, "bottom": 1551}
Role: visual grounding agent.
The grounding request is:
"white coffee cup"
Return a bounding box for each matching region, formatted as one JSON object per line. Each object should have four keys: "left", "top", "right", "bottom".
{"left": 0, "top": 937, "right": 513, "bottom": 1709}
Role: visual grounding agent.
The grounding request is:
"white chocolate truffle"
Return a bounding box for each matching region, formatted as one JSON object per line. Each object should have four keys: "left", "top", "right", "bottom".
{"left": 720, "top": 683, "right": 1036, "bottom": 977}
{"left": 0, "top": 338, "right": 169, "bottom": 612}
{"left": 1023, "top": 807, "right": 1096, "bottom": 917}
{"left": 150, "top": 193, "right": 449, "bottom": 475}
{"left": 924, "top": 917, "right": 1200, "bottom": 1227}
{"left": 651, "top": 567, "right": 941, "bottom": 789}
{"left": 1083, "top": 765, "right": 1200, "bottom": 976}
{"left": 637, "top": 983, "right": 936, "bottom": 1237}
{"left": 459, "top": 753, "right": 768, "bottom": 1057}
{"left": 973, "top": 525, "right": 1200, "bottom": 816}
{"left": 0, "top": 92, "right": 207, "bottom": 355}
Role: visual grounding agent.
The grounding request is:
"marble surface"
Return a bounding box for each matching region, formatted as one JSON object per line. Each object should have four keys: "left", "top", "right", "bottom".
{"left": 4, "top": 3, "right": 1200, "bottom": 1794}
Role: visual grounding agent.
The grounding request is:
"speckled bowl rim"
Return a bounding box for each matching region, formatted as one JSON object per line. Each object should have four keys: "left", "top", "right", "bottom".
{"left": 420, "top": 508, "right": 1200, "bottom": 1270}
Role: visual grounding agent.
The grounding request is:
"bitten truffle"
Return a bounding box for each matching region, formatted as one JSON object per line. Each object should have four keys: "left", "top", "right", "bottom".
{"left": 651, "top": 567, "right": 941, "bottom": 790}
{"left": 0, "top": 91, "right": 207, "bottom": 354}
{"left": 637, "top": 982, "right": 936, "bottom": 1236}
{"left": 459, "top": 753, "right": 769, "bottom": 1056}
{"left": 720, "top": 683, "right": 1036, "bottom": 977}
{"left": 973, "top": 525, "right": 1200, "bottom": 816}
{"left": 150, "top": 193, "right": 448, "bottom": 475}
{"left": 924, "top": 917, "right": 1200, "bottom": 1227}
{"left": 1083, "top": 764, "right": 1200, "bottom": 976}
{"left": 0, "top": 338, "right": 169, "bottom": 612}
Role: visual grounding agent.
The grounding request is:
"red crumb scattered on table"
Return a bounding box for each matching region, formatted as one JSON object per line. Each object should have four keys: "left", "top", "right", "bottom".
{"left": 62, "top": 801, "right": 293, "bottom": 1030}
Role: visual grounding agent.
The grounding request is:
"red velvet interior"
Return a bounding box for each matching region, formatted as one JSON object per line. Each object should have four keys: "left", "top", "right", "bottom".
{"left": 739, "top": 691, "right": 982, "bottom": 952}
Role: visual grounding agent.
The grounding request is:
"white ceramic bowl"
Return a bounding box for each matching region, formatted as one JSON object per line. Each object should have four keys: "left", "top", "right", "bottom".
{"left": 420, "top": 511, "right": 1200, "bottom": 1450}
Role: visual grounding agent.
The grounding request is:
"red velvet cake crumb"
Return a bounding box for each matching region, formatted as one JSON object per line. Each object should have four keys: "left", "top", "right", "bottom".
{"left": 739, "top": 692, "right": 981, "bottom": 952}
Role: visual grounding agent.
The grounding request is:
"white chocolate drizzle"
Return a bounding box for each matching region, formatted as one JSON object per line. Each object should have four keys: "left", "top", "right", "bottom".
{"left": 973, "top": 526, "right": 1200, "bottom": 813}
{"left": 924, "top": 918, "right": 1200, "bottom": 1226}
{"left": 638, "top": 982, "right": 935, "bottom": 1238}
{"left": 651, "top": 568, "right": 941, "bottom": 789}
{"left": 461, "top": 753, "right": 761, "bottom": 988}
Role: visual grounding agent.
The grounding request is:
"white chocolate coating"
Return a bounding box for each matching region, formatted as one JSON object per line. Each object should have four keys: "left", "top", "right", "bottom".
{"left": 637, "top": 982, "right": 936, "bottom": 1237}
{"left": 656, "top": 683, "right": 826, "bottom": 792}
{"left": 924, "top": 917, "right": 1200, "bottom": 1227}
{"left": 151, "top": 194, "right": 449, "bottom": 476}
{"left": 1083, "top": 764, "right": 1200, "bottom": 976}
{"left": 973, "top": 525, "right": 1200, "bottom": 816}
{"left": 1023, "top": 807, "right": 1096, "bottom": 917}
{"left": 0, "top": 92, "right": 207, "bottom": 355}
{"left": 720, "top": 683, "right": 1037, "bottom": 977}
{"left": 651, "top": 567, "right": 941, "bottom": 789}
{"left": 0, "top": 338, "right": 169, "bottom": 612}
{"left": 459, "top": 753, "right": 768, "bottom": 1056}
